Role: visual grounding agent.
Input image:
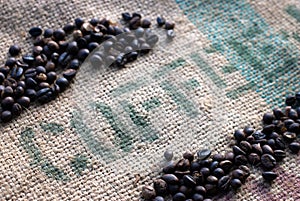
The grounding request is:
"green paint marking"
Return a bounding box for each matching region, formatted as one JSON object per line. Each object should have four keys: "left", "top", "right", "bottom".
{"left": 70, "top": 154, "right": 88, "bottom": 176}
{"left": 142, "top": 97, "right": 161, "bottom": 111}
{"left": 222, "top": 65, "right": 238, "bottom": 74}
{"left": 190, "top": 53, "right": 226, "bottom": 88}
{"left": 120, "top": 101, "right": 159, "bottom": 142}
{"left": 70, "top": 111, "right": 116, "bottom": 158}
{"left": 226, "top": 82, "right": 255, "bottom": 99}
{"left": 40, "top": 161, "right": 69, "bottom": 181}
{"left": 19, "top": 128, "right": 69, "bottom": 181}
{"left": 292, "top": 32, "right": 300, "bottom": 43}
{"left": 286, "top": 5, "right": 300, "bottom": 23}
{"left": 19, "top": 128, "right": 42, "bottom": 164}
{"left": 93, "top": 103, "right": 133, "bottom": 152}
{"left": 40, "top": 122, "right": 64, "bottom": 135}
{"left": 183, "top": 78, "right": 201, "bottom": 90}
{"left": 160, "top": 81, "right": 198, "bottom": 118}
{"left": 152, "top": 58, "right": 186, "bottom": 79}
{"left": 111, "top": 80, "right": 145, "bottom": 96}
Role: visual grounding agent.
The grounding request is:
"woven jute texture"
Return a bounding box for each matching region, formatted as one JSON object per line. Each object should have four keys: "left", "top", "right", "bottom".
{"left": 0, "top": 0, "right": 300, "bottom": 200}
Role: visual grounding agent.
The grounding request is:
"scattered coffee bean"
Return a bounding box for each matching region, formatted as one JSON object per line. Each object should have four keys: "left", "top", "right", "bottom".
{"left": 29, "top": 27, "right": 43, "bottom": 37}
{"left": 261, "top": 154, "right": 276, "bottom": 170}
{"left": 262, "top": 171, "right": 277, "bottom": 182}
{"left": 289, "top": 142, "right": 300, "bottom": 153}
{"left": 197, "top": 149, "right": 211, "bottom": 160}
{"left": 142, "top": 185, "right": 156, "bottom": 200}
{"left": 9, "top": 45, "right": 21, "bottom": 56}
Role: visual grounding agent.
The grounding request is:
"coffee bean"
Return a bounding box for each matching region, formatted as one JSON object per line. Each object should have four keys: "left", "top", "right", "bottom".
{"left": 125, "top": 51, "right": 139, "bottom": 62}
{"left": 5, "top": 57, "right": 16, "bottom": 67}
{"left": 39, "top": 82, "right": 50, "bottom": 89}
{"left": 176, "top": 158, "right": 190, "bottom": 171}
{"left": 2, "top": 86, "right": 13, "bottom": 98}
{"left": 262, "top": 171, "right": 277, "bottom": 182}
{"left": 286, "top": 95, "right": 296, "bottom": 106}
{"left": 167, "top": 184, "right": 179, "bottom": 195}
{"left": 182, "top": 175, "right": 196, "bottom": 187}
{"left": 234, "top": 155, "right": 248, "bottom": 165}
{"left": 179, "top": 185, "right": 192, "bottom": 196}
{"left": 225, "top": 152, "right": 235, "bottom": 162}
{"left": 204, "top": 184, "right": 217, "bottom": 195}
{"left": 172, "top": 192, "right": 186, "bottom": 201}
{"left": 63, "top": 69, "right": 77, "bottom": 81}
{"left": 267, "top": 139, "right": 276, "bottom": 148}
{"left": 48, "top": 41, "right": 60, "bottom": 51}
{"left": 9, "top": 45, "right": 21, "bottom": 56}
{"left": 10, "top": 66, "right": 23, "bottom": 80}
{"left": 77, "top": 49, "right": 90, "bottom": 61}
{"left": 43, "top": 28, "right": 53, "bottom": 38}
{"left": 129, "top": 16, "right": 141, "bottom": 29}
{"left": 199, "top": 158, "right": 212, "bottom": 167}
{"left": 231, "top": 169, "right": 244, "bottom": 180}
{"left": 239, "top": 141, "right": 252, "bottom": 153}
{"left": 273, "top": 108, "right": 285, "bottom": 120}
{"left": 219, "top": 160, "right": 233, "bottom": 173}
{"left": 1, "top": 110, "right": 12, "bottom": 122}
{"left": 192, "top": 194, "right": 204, "bottom": 201}
{"left": 11, "top": 103, "right": 22, "bottom": 116}
{"left": 209, "top": 161, "right": 219, "bottom": 171}
{"left": 142, "top": 185, "right": 156, "bottom": 200}
{"left": 25, "top": 77, "right": 37, "bottom": 88}
{"left": 58, "top": 52, "right": 70, "bottom": 67}
{"left": 252, "top": 131, "right": 266, "bottom": 140}
{"left": 288, "top": 123, "right": 300, "bottom": 133}
{"left": 153, "top": 179, "right": 167, "bottom": 196}
{"left": 154, "top": 196, "right": 164, "bottom": 201}
{"left": 248, "top": 153, "right": 260, "bottom": 165}
{"left": 239, "top": 165, "right": 250, "bottom": 178}
{"left": 141, "top": 18, "right": 151, "bottom": 28}
{"left": 252, "top": 143, "right": 263, "bottom": 155}
{"left": 261, "top": 154, "right": 276, "bottom": 170}
{"left": 165, "top": 22, "right": 175, "bottom": 30}
{"left": 218, "top": 175, "right": 231, "bottom": 191}
{"left": 284, "top": 119, "right": 294, "bottom": 128}
{"left": 162, "top": 174, "right": 179, "bottom": 185}
{"left": 25, "top": 89, "right": 37, "bottom": 101}
{"left": 212, "top": 168, "right": 224, "bottom": 178}
{"left": 288, "top": 142, "right": 299, "bottom": 153}
{"left": 230, "top": 178, "right": 242, "bottom": 190}
{"left": 122, "top": 12, "right": 132, "bottom": 21}
{"left": 17, "top": 96, "right": 30, "bottom": 108}
{"left": 288, "top": 109, "right": 298, "bottom": 120}
{"left": 283, "top": 131, "right": 297, "bottom": 142}
{"left": 197, "top": 149, "right": 211, "bottom": 160}
{"left": 200, "top": 167, "right": 210, "bottom": 177}
{"left": 55, "top": 77, "right": 69, "bottom": 92}
{"left": 234, "top": 129, "right": 245, "bottom": 141}
{"left": 53, "top": 29, "right": 66, "bottom": 41}
{"left": 212, "top": 153, "right": 224, "bottom": 162}
{"left": 183, "top": 151, "right": 194, "bottom": 162}
{"left": 262, "top": 145, "right": 274, "bottom": 155}
{"left": 275, "top": 138, "right": 286, "bottom": 150}
{"left": 273, "top": 150, "right": 286, "bottom": 161}
{"left": 206, "top": 175, "right": 218, "bottom": 184}
{"left": 262, "top": 124, "right": 275, "bottom": 135}
{"left": 157, "top": 16, "right": 166, "bottom": 26}
{"left": 232, "top": 145, "right": 246, "bottom": 155}
{"left": 14, "top": 86, "right": 24, "bottom": 97}
{"left": 63, "top": 23, "right": 75, "bottom": 34}
{"left": 22, "top": 54, "right": 35, "bottom": 65}
{"left": 29, "top": 27, "right": 42, "bottom": 37}
{"left": 1, "top": 96, "right": 14, "bottom": 109}
{"left": 263, "top": 113, "right": 275, "bottom": 124}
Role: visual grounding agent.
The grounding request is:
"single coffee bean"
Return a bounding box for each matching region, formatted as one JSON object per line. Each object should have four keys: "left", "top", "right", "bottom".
{"left": 10, "top": 66, "right": 23, "bottom": 80}
{"left": 219, "top": 160, "right": 233, "bottom": 172}
{"left": 239, "top": 165, "right": 250, "bottom": 178}
{"left": 288, "top": 123, "right": 300, "bottom": 133}
{"left": 248, "top": 153, "right": 260, "bottom": 165}
{"left": 275, "top": 138, "right": 286, "bottom": 150}
{"left": 192, "top": 194, "right": 204, "bottom": 201}
{"left": 262, "top": 124, "right": 275, "bottom": 135}
{"left": 153, "top": 179, "right": 167, "bottom": 196}
{"left": 231, "top": 169, "right": 244, "bottom": 180}
{"left": 179, "top": 185, "right": 193, "bottom": 195}
{"left": 125, "top": 51, "right": 139, "bottom": 62}
{"left": 261, "top": 154, "right": 276, "bottom": 170}
{"left": 55, "top": 77, "right": 69, "bottom": 92}
{"left": 44, "top": 28, "right": 53, "bottom": 38}
{"left": 25, "top": 89, "right": 37, "bottom": 101}
{"left": 182, "top": 175, "right": 196, "bottom": 187}
{"left": 167, "top": 184, "right": 179, "bottom": 195}
{"left": 234, "top": 155, "right": 248, "bottom": 165}
{"left": 122, "top": 12, "right": 132, "bottom": 21}
{"left": 164, "top": 21, "right": 175, "bottom": 30}
{"left": 212, "top": 153, "right": 224, "bottom": 162}
{"left": 262, "top": 171, "right": 278, "bottom": 182}
{"left": 209, "top": 161, "right": 219, "bottom": 171}
{"left": 11, "top": 103, "right": 22, "bottom": 116}
{"left": 283, "top": 131, "right": 297, "bottom": 142}
{"left": 267, "top": 139, "right": 276, "bottom": 148}
{"left": 172, "top": 192, "right": 186, "bottom": 201}
{"left": 141, "top": 18, "right": 151, "bottom": 28}
{"left": 239, "top": 141, "right": 252, "bottom": 153}
{"left": 243, "top": 126, "right": 255, "bottom": 136}
{"left": 14, "top": 86, "right": 24, "bottom": 97}
{"left": 273, "top": 108, "right": 285, "bottom": 120}
{"left": 163, "top": 161, "right": 176, "bottom": 174}
{"left": 194, "top": 185, "right": 206, "bottom": 195}
{"left": 198, "top": 158, "right": 212, "bottom": 167}
{"left": 161, "top": 174, "right": 179, "bottom": 184}
{"left": 197, "top": 149, "right": 211, "bottom": 160}
{"left": 39, "top": 82, "right": 50, "bottom": 89}
{"left": 252, "top": 143, "right": 263, "bottom": 155}
{"left": 204, "top": 184, "right": 217, "bottom": 195}
{"left": 47, "top": 41, "right": 60, "bottom": 51}
{"left": 225, "top": 152, "right": 235, "bottom": 162}
{"left": 233, "top": 129, "right": 245, "bottom": 141}
{"left": 25, "top": 77, "right": 37, "bottom": 88}
{"left": 29, "top": 27, "right": 42, "bottom": 37}
{"left": 17, "top": 96, "right": 30, "bottom": 108}
{"left": 176, "top": 158, "right": 190, "bottom": 171}
{"left": 142, "top": 185, "right": 156, "bottom": 200}
{"left": 22, "top": 54, "right": 35, "bottom": 65}
{"left": 200, "top": 167, "right": 210, "bottom": 177}
{"left": 129, "top": 16, "right": 141, "bottom": 29}
{"left": 262, "top": 144, "right": 274, "bottom": 155}
{"left": 1, "top": 110, "right": 12, "bottom": 122}
{"left": 289, "top": 142, "right": 300, "bottom": 154}
{"left": 154, "top": 196, "right": 164, "bottom": 201}
{"left": 286, "top": 95, "right": 296, "bottom": 106}
{"left": 206, "top": 175, "right": 218, "bottom": 184}
{"left": 157, "top": 16, "right": 166, "bottom": 26}
{"left": 230, "top": 178, "right": 242, "bottom": 190}
{"left": 5, "top": 57, "right": 16, "bottom": 67}
{"left": 183, "top": 151, "right": 194, "bottom": 162}
{"left": 232, "top": 145, "right": 246, "bottom": 155}
{"left": 0, "top": 72, "right": 5, "bottom": 84}
{"left": 288, "top": 109, "right": 298, "bottom": 120}
{"left": 284, "top": 119, "right": 295, "bottom": 128}
{"left": 63, "top": 69, "right": 77, "bottom": 81}
{"left": 218, "top": 175, "right": 231, "bottom": 192}
{"left": 63, "top": 23, "right": 75, "bottom": 34}
{"left": 77, "top": 49, "right": 90, "bottom": 61}
{"left": 4, "top": 78, "right": 17, "bottom": 89}
{"left": 9, "top": 45, "right": 21, "bottom": 56}
{"left": 263, "top": 113, "right": 275, "bottom": 124}
{"left": 252, "top": 131, "right": 266, "bottom": 140}
{"left": 53, "top": 29, "right": 66, "bottom": 41}
{"left": 1, "top": 96, "right": 14, "bottom": 109}
{"left": 2, "top": 86, "right": 14, "bottom": 98}
{"left": 212, "top": 168, "right": 225, "bottom": 178}
{"left": 273, "top": 150, "right": 286, "bottom": 161}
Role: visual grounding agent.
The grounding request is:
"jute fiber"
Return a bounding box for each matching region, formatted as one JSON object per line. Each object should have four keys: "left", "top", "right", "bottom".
{"left": 0, "top": 0, "right": 299, "bottom": 200}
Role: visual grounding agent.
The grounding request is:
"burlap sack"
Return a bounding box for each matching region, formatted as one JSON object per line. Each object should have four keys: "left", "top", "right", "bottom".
{"left": 0, "top": 0, "right": 299, "bottom": 200}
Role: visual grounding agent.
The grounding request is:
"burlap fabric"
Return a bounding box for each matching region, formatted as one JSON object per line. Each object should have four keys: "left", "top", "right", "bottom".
{"left": 0, "top": 0, "right": 300, "bottom": 200}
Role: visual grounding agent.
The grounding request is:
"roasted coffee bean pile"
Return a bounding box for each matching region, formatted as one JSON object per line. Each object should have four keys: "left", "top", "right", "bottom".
{"left": 0, "top": 13, "right": 175, "bottom": 123}
{"left": 142, "top": 96, "right": 300, "bottom": 200}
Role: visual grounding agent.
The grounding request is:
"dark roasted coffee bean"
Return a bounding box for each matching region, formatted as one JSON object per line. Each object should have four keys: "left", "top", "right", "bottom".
{"left": 273, "top": 108, "right": 285, "bottom": 120}
{"left": 33, "top": 46, "right": 43, "bottom": 56}
{"left": 14, "top": 86, "right": 24, "bottom": 97}
{"left": 239, "top": 165, "right": 250, "bottom": 178}
{"left": 219, "top": 160, "right": 233, "bottom": 172}
{"left": 182, "top": 175, "right": 196, "bottom": 187}
{"left": 75, "top": 17, "right": 84, "bottom": 29}
{"left": 252, "top": 143, "right": 263, "bottom": 155}
{"left": 248, "top": 153, "right": 260, "bottom": 165}
{"left": 206, "top": 175, "right": 218, "bottom": 184}
{"left": 153, "top": 179, "right": 167, "bottom": 196}
{"left": 232, "top": 145, "right": 246, "bottom": 155}
{"left": 263, "top": 113, "right": 275, "bottom": 124}
{"left": 66, "top": 41, "right": 78, "bottom": 55}
{"left": 224, "top": 152, "right": 235, "bottom": 162}
{"left": 5, "top": 57, "right": 16, "bottom": 67}
{"left": 190, "top": 162, "right": 200, "bottom": 173}
{"left": 25, "top": 89, "right": 37, "bottom": 101}
{"left": 87, "top": 42, "right": 99, "bottom": 51}
{"left": 2, "top": 86, "right": 13, "bottom": 97}
{"left": 212, "top": 168, "right": 224, "bottom": 178}
{"left": 288, "top": 109, "right": 298, "bottom": 119}
{"left": 275, "top": 138, "right": 286, "bottom": 150}
{"left": 234, "top": 155, "right": 248, "bottom": 165}
{"left": 267, "top": 139, "right": 276, "bottom": 148}
{"left": 161, "top": 174, "right": 179, "bottom": 184}
{"left": 284, "top": 119, "right": 294, "bottom": 128}
{"left": 53, "top": 29, "right": 66, "bottom": 41}
{"left": 58, "top": 52, "right": 69, "bottom": 67}
{"left": 63, "top": 69, "right": 77, "bottom": 81}
{"left": 44, "top": 28, "right": 53, "bottom": 38}
{"left": 178, "top": 185, "right": 192, "bottom": 197}
{"left": 63, "top": 23, "right": 75, "bottom": 34}
{"left": 39, "top": 82, "right": 50, "bottom": 89}
{"left": 262, "top": 144, "right": 274, "bottom": 155}
{"left": 262, "top": 171, "right": 277, "bottom": 181}
{"left": 218, "top": 175, "right": 231, "bottom": 192}
{"left": 209, "top": 161, "right": 219, "bottom": 171}
{"left": 47, "top": 41, "right": 59, "bottom": 51}
{"left": 230, "top": 178, "right": 242, "bottom": 190}
{"left": 197, "top": 149, "right": 211, "bottom": 160}
{"left": 262, "top": 124, "right": 275, "bottom": 135}
{"left": 0, "top": 72, "right": 5, "bottom": 84}
{"left": 194, "top": 185, "right": 206, "bottom": 195}
{"left": 163, "top": 161, "right": 176, "bottom": 173}
{"left": 29, "top": 27, "right": 42, "bottom": 37}
{"left": 269, "top": 132, "right": 280, "bottom": 139}
{"left": 55, "top": 77, "right": 69, "bottom": 91}
{"left": 141, "top": 18, "right": 151, "bottom": 28}
{"left": 154, "top": 196, "right": 164, "bottom": 201}
{"left": 273, "top": 150, "right": 286, "bottom": 161}
{"left": 69, "top": 59, "right": 80, "bottom": 70}
{"left": 192, "top": 194, "right": 204, "bottom": 201}
{"left": 176, "top": 158, "right": 190, "bottom": 171}
{"left": 182, "top": 151, "right": 194, "bottom": 162}
{"left": 288, "top": 123, "right": 300, "bottom": 133}
{"left": 142, "top": 185, "right": 156, "bottom": 200}
{"left": 200, "top": 167, "right": 210, "bottom": 177}
{"left": 247, "top": 135, "right": 256, "bottom": 145}
{"left": 166, "top": 184, "right": 179, "bottom": 195}
{"left": 122, "top": 12, "right": 132, "bottom": 21}
{"left": 252, "top": 131, "right": 266, "bottom": 140}
{"left": 126, "top": 51, "right": 138, "bottom": 62}
{"left": 198, "top": 158, "right": 212, "bottom": 167}
{"left": 1, "top": 110, "right": 12, "bottom": 122}
{"left": 4, "top": 78, "right": 17, "bottom": 88}
{"left": 165, "top": 21, "right": 175, "bottom": 30}
{"left": 132, "top": 12, "right": 142, "bottom": 19}
{"left": 289, "top": 142, "right": 300, "bottom": 153}
{"left": 35, "top": 54, "right": 47, "bottom": 66}
{"left": 286, "top": 95, "right": 296, "bottom": 106}
{"left": 10, "top": 66, "right": 23, "bottom": 80}
{"left": 234, "top": 129, "right": 245, "bottom": 141}
{"left": 17, "top": 96, "right": 30, "bottom": 108}
{"left": 17, "top": 81, "right": 26, "bottom": 88}
{"left": 173, "top": 192, "right": 185, "bottom": 201}
{"left": 1, "top": 96, "right": 14, "bottom": 109}
{"left": 129, "top": 16, "right": 141, "bottom": 29}
{"left": 261, "top": 154, "right": 276, "bottom": 170}
{"left": 239, "top": 141, "right": 252, "bottom": 153}
{"left": 212, "top": 153, "right": 224, "bottom": 162}
{"left": 283, "top": 131, "right": 297, "bottom": 142}
{"left": 22, "top": 54, "right": 35, "bottom": 65}
{"left": 11, "top": 103, "right": 22, "bottom": 116}
{"left": 231, "top": 169, "right": 244, "bottom": 180}
{"left": 32, "top": 36, "right": 44, "bottom": 46}
{"left": 77, "top": 49, "right": 90, "bottom": 61}
{"left": 204, "top": 184, "right": 217, "bottom": 195}
{"left": 157, "top": 16, "right": 166, "bottom": 26}
{"left": 90, "top": 32, "right": 103, "bottom": 42}
{"left": 9, "top": 45, "right": 21, "bottom": 56}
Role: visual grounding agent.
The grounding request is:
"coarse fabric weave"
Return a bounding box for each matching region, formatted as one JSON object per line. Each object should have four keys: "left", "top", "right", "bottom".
{"left": 0, "top": 0, "right": 300, "bottom": 200}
